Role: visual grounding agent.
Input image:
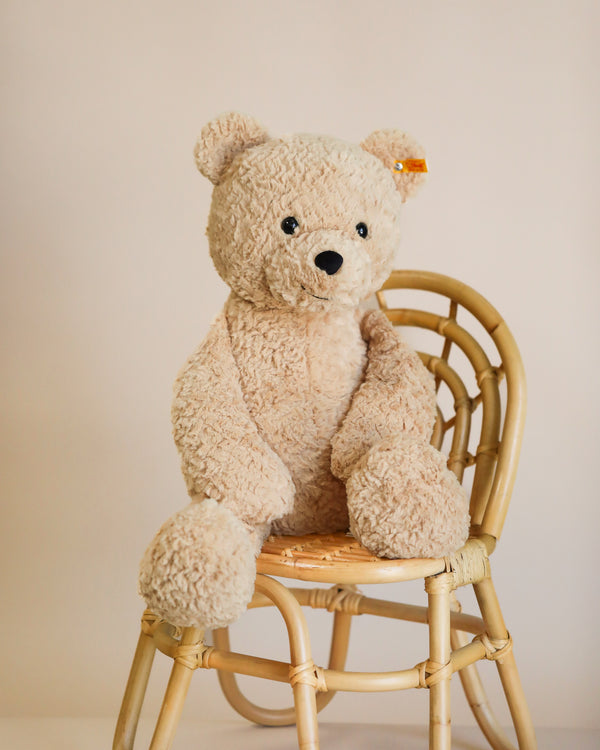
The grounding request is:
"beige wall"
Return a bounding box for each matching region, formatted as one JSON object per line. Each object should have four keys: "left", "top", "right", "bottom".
{"left": 1, "top": 0, "right": 598, "bottom": 729}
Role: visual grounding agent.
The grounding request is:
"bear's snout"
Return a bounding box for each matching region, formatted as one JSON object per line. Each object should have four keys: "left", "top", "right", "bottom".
{"left": 314, "top": 250, "right": 344, "bottom": 276}
{"left": 264, "top": 227, "right": 384, "bottom": 309}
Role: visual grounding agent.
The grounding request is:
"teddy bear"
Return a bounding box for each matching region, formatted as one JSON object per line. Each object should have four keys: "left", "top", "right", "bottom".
{"left": 138, "top": 112, "right": 469, "bottom": 630}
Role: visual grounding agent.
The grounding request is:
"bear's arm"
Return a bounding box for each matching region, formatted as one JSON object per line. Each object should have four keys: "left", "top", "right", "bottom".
{"left": 330, "top": 309, "right": 437, "bottom": 481}
{"left": 172, "top": 311, "right": 295, "bottom": 528}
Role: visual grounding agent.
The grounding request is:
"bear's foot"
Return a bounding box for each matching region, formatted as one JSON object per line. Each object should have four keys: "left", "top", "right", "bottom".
{"left": 346, "top": 436, "right": 470, "bottom": 559}
{"left": 138, "top": 499, "right": 258, "bottom": 629}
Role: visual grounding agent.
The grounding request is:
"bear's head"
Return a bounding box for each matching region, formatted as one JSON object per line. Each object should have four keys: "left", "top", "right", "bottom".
{"left": 194, "top": 112, "right": 426, "bottom": 310}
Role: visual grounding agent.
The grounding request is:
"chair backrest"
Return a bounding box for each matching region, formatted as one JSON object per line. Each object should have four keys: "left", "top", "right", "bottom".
{"left": 376, "top": 270, "right": 526, "bottom": 543}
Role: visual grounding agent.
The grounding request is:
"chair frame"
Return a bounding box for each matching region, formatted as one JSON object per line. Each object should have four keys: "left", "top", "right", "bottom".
{"left": 114, "top": 270, "right": 537, "bottom": 750}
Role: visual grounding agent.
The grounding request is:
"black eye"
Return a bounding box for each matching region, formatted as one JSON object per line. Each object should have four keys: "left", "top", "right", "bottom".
{"left": 281, "top": 216, "right": 299, "bottom": 235}
{"left": 356, "top": 222, "right": 368, "bottom": 238}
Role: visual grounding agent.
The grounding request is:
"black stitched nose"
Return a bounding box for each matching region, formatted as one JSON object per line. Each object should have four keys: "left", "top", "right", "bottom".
{"left": 314, "top": 251, "right": 343, "bottom": 275}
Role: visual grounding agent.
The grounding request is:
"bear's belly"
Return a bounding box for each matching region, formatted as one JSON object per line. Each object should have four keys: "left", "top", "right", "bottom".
{"left": 226, "top": 295, "right": 366, "bottom": 534}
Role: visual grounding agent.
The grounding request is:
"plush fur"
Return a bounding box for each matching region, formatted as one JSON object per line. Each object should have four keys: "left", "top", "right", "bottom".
{"left": 139, "top": 113, "right": 470, "bottom": 629}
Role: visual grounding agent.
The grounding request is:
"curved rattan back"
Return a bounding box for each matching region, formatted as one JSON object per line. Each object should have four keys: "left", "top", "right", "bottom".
{"left": 376, "top": 270, "right": 526, "bottom": 542}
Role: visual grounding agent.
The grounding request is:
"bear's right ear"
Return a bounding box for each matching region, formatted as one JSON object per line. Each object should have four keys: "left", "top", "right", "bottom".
{"left": 361, "top": 129, "right": 427, "bottom": 202}
{"left": 194, "top": 112, "right": 270, "bottom": 185}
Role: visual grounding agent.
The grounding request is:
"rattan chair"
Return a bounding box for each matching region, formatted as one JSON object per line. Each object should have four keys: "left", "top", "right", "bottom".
{"left": 114, "top": 270, "right": 537, "bottom": 750}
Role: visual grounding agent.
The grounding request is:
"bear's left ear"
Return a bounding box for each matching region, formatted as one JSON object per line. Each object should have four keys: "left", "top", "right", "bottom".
{"left": 194, "top": 112, "right": 270, "bottom": 185}
{"left": 361, "top": 129, "right": 427, "bottom": 202}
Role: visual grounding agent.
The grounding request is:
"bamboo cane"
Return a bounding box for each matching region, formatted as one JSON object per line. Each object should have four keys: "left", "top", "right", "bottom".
{"left": 148, "top": 626, "right": 204, "bottom": 750}
{"left": 426, "top": 574, "right": 453, "bottom": 750}
{"left": 113, "top": 627, "right": 157, "bottom": 750}
{"left": 475, "top": 577, "right": 537, "bottom": 749}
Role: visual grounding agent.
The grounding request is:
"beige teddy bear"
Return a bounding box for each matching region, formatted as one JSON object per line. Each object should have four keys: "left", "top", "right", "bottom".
{"left": 139, "top": 113, "right": 469, "bottom": 630}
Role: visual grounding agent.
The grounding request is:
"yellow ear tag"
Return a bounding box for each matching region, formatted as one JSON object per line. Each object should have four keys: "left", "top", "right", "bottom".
{"left": 393, "top": 158, "right": 428, "bottom": 173}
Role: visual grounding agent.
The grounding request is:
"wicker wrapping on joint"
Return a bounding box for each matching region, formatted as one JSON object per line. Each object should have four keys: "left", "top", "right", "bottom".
{"left": 415, "top": 658, "right": 454, "bottom": 689}
{"left": 305, "top": 584, "right": 364, "bottom": 615}
{"left": 444, "top": 538, "right": 491, "bottom": 588}
{"left": 289, "top": 661, "right": 328, "bottom": 692}
{"left": 473, "top": 632, "right": 513, "bottom": 661}
{"left": 141, "top": 610, "right": 163, "bottom": 636}
{"left": 174, "top": 642, "right": 215, "bottom": 670}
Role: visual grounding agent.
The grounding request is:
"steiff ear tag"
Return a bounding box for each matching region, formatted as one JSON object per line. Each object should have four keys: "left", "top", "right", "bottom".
{"left": 393, "top": 159, "right": 428, "bottom": 173}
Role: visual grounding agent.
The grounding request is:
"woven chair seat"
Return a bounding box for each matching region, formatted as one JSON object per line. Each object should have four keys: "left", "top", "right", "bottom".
{"left": 258, "top": 532, "right": 447, "bottom": 584}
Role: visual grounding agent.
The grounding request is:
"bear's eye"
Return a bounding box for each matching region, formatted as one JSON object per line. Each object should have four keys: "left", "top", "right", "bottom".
{"left": 281, "top": 216, "right": 299, "bottom": 235}
{"left": 356, "top": 222, "right": 368, "bottom": 239}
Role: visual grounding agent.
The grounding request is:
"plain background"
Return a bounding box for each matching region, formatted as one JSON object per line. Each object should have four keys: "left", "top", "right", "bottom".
{"left": 1, "top": 0, "right": 599, "bottom": 733}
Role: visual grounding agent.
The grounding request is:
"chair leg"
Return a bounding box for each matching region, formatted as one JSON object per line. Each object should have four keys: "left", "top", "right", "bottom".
{"left": 474, "top": 576, "right": 537, "bottom": 750}
{"left": 113, "top": 625, "right": 157, "bottom": 750}
{"left": 426, "top": 574, "right": 453, "bottom": 750}
{"left": 452, "top": 628, "right": 519, "bottom": 750}
{"left": 214, "top": 606, "right": 352, "bottom": 727}
{"left": 148, "top": 626, "right": 204, "bottom": 750}
{"left": 255, "top": 574, "right": 320, "bottom": 750}
{"left": 316, "top": 609, "right": 353, "bottom": 712}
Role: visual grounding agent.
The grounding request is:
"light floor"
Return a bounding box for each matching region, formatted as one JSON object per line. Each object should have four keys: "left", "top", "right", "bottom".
{"left": 0, "top": 719, "right": 598, "bottom": 750}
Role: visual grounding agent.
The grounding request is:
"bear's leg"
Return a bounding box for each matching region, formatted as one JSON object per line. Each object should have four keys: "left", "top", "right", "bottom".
{"left": 138, "top": 498, "right": 265, "bottom": 629}
{"left": 346, "top": 436, "right": 470, "bottom": 559}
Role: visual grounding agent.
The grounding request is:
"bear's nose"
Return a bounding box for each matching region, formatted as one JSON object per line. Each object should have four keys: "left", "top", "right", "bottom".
{"left": 314, "top": 251, "right": 343, "bottom": 275}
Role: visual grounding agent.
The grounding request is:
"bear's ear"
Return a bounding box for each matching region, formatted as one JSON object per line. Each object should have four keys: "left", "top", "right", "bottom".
{"left": 194, "top": 112, "right": 270, "bottom": 185}
{"left": 361, "top": 129, "right": 427, "bottom": 202}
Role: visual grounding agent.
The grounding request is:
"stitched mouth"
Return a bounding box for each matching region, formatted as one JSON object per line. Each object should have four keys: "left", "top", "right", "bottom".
{"left": 301, "top": 285, "right": 330, "bottom": 301}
